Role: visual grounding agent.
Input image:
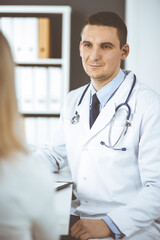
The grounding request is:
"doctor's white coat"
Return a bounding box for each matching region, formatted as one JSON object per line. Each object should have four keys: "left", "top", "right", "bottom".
{"left": 37, "top": 71, "right": 160, "bottom": 239}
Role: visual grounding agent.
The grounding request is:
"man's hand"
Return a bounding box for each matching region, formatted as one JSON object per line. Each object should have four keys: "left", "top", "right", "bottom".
{"left": 70, "top": 218, "right": 112, "bottom": 240}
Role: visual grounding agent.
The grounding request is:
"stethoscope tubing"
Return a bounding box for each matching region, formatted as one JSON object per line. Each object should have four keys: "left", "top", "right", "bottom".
{"left": 71, "top": 74, "right": 136, "bottom": 150}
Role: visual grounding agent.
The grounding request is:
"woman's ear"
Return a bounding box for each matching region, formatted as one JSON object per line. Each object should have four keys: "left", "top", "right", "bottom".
{"left": 121, "top": 43, "right": 129, "bottom": 60}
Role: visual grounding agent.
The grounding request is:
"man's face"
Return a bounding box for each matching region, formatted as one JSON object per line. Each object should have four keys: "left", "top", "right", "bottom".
{"left": 80, "top": 24, "right": 129, "bottom": 88}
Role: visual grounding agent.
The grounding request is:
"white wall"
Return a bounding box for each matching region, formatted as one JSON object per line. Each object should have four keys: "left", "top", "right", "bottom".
{"left": 125, "top": 0, "right": 160, "bottom": 94}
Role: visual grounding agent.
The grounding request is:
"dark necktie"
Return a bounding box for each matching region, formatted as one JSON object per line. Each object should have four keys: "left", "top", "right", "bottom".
{"left": 90, "top": 93, "right": 100, "bottom": 128}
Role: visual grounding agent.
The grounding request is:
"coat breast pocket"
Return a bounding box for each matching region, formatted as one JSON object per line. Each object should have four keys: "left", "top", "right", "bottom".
{"left": 98, "top": 120, "right": 134, "bottom": 153}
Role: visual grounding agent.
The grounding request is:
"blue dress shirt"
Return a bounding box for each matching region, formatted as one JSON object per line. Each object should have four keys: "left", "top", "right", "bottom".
{"left": 90, "top": 69, "right": 125, "bottom": 109}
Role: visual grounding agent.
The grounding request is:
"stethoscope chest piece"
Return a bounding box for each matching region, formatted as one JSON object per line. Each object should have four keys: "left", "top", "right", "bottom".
{"left": 71, "top": 111, "right": 80, "bottom": 124}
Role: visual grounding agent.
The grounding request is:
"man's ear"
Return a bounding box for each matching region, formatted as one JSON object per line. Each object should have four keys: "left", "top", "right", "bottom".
{"left": 121, "top": 43, "right": 129, "bottom": 60}
{"left": 79, "top": 41, "right": 82, "bottom": 57}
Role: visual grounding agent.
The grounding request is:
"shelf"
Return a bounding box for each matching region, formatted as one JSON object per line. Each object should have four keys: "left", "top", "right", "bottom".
{"left": 22, "top": 113, "right": 60, "bottom": 117}
{"left": 0, "top": 5, "right": 71, "bottom": 146}
{"left": 16, "top": 58, "right": 64, "bottom": 66}
{"left": 0, "top": 5, "right": 71, "bottom": 14}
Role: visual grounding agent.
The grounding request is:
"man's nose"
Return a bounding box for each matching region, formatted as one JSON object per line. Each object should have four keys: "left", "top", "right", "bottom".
{"left": 89, "top": 47, "right": 101, "bottom": 61}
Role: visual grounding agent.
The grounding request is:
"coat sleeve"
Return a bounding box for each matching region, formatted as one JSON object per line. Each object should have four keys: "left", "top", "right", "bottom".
{"left": 108, "top": 89, "right": 160, "bottom": 237}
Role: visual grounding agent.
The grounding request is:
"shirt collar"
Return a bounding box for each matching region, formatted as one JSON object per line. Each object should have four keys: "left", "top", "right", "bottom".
{"left": 90, "top": 69, "right": 125, "bottom": 108}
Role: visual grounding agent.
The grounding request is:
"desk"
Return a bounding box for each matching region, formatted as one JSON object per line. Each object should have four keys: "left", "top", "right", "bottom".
{"left": 54, "top": 167, "right": 72, "bottom": 235}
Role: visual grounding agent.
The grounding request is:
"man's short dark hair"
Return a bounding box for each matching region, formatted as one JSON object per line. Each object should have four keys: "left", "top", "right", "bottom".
{"left": 81, "top": 11, "right": 127, "bottom": 48}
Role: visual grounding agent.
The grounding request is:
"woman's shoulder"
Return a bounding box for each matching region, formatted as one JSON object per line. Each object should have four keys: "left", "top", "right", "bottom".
{"left": 0, "top": 152, "right": 55, "bottom": 195}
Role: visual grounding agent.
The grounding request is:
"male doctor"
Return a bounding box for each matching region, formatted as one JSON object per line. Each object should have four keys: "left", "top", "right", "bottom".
{"left": 37, "top": 12, "right": 160, "bottom": 240}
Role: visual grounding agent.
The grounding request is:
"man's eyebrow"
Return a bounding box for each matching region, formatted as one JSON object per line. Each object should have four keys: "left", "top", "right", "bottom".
{"left": 81, "top": 40, "right": 115, "bottom": 47}
{"left": 81, "top": 40, "right": 91, "bottom": 44}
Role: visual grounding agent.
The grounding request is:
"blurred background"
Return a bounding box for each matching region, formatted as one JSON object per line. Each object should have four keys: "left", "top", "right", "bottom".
{"left": 0, "top": 0, "right": 160, "bottom": 148}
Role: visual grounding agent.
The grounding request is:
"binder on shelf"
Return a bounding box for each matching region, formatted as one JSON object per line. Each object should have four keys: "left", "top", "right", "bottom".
{"left": 14, "top": 66, "right": 22, "bottom": 110}
{"left": 24, "top": 17, "right": 38, "bottom": 60}
{"left": 36, "top": 117, "right": 49, "bottom": 146}
{"left": 20, "top": 67, "right": 34, "bottom": 112}
{"left": 1, "top": 17, "right": 38, "bottom": 61}
{"left": 48, "top": 117, "right": 60, "bottom": 142}
{"left": 24, "top": 117, "right": 60, "bottom": 147}
{"left": 24, "top": 117, "right": 37, "bottom": 146}
{"left": 0, "top": 17, "right": 15, "bottom": 57}
{"left": 48, "top": 67, "right": 62, "bottom": 112}
{"left": 38, "top": 18, "right": 50, "bottom": 58}
{"left": 13, "top": 18, "right": 26, "bottom": 61}
{"left": 34, "top": 67, "right": 48, "bottom": 112}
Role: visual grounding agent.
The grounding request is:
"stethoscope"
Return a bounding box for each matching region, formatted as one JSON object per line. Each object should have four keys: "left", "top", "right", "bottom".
{"left": 71, "top": 74, "right": 136, "bottom": 151}
{"left": 71, "top": 83, "right": 90, "bottom": 124}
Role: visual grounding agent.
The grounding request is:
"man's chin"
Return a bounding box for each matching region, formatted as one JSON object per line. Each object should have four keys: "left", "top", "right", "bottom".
{"left": 85, "top": 71, "right": 103, "bottom": 80}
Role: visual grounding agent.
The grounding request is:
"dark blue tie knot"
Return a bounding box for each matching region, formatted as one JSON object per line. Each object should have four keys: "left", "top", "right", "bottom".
{"left": 90, "top": 93, "right": 100, "bottom": 128}
{"left": 92, "top": 93, "right": 99, "bottom": 105}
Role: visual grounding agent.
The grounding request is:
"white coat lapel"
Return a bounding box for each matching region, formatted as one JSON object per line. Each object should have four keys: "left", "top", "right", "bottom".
{"left": 83, "top": 72, "right": 137, "bottom": 145}
{"left": 87, "top": 100, "right": 116, "bottom": 140}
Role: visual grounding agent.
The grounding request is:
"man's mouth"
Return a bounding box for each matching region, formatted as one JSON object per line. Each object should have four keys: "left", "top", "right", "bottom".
{"left": 88, "top": 64, "right": 103, "bottom": 68}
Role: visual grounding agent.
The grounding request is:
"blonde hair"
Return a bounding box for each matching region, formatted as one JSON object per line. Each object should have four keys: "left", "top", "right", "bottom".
{"left": 0, "top": 32, "right": 27, "bottom": 158}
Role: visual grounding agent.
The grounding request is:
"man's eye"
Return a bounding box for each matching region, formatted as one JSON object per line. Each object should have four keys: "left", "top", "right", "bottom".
{"left": 84, "top": 43, "right": 91, "bottom": 48}
{"left": 102, "top": 45, "right": 111, "bottom": 49}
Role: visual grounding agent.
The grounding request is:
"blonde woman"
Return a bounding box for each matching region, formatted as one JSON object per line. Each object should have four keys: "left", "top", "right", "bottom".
{"left": 0, "top": 32, "right": 59, "bottom": 240}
